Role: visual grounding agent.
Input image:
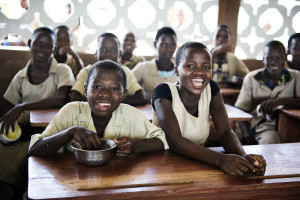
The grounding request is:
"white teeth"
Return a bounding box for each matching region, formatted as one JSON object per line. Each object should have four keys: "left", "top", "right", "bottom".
{"left": 272, "top": 66, "right": 279, "bottom": 70}
{"left": 192, "top": 79, "right": 203, "bottom": 82}
{"left": 98, "top": 103, "right": 111, "bottom": 106}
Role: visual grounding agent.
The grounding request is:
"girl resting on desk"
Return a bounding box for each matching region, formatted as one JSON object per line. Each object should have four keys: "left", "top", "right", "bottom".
{"left": 28, "top": 60, "right": 168, "bottom": 157}
{"left": 152, "top": 42, "right": 266, "bottom": 176}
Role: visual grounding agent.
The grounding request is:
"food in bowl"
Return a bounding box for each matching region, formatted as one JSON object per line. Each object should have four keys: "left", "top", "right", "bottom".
{"left": 71, "top": 139, "right": 116, "bottom": 167}
{"left": 0, "top": 122, "right": 22, "bottom": 144}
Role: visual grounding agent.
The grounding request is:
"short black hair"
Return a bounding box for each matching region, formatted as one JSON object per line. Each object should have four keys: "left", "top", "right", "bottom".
{"left": 175, "top": 42, "right": 208, "bottom": 67}
{"left": 288, "top": 33, "right": 300, "bottom": 50}
{"left": 155, "top": 26, "right": 177, "bottom": 41}
{"left": 53, "top": 25, "right": 71, "bottom": 35}
{"left": 264, "top": 40, "right": 286, "bottom": 55}
{"left": 86, "top": 60, "right": 126, "bottom": 90}
{"left": 215, "top": 24, "right": 231, "bottom": 36}
{"left": 32, "top": 27, "right": 55, "bottom": 43}
{"left": 97, "top": 32, "right": 120, "bottom": 48}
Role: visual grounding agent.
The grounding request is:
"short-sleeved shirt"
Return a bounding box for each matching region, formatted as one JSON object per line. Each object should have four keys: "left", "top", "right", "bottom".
{"left": 151, "top": 81, "right": 220, "bottom": 146}
{"left": 4, "top": 58, "right": 74, "bottom": 123}
{"left": 71, "top": 64, "right": 142, "bottom": 96}
{"left": 64, "top": 53, "right": 84, "bottom": 77}
{"left": 132, "top": 59, "right": 179, "bottom": 102}
{"left": 118, "top": 55, "right": 146, "bottom": 70}
{"left": 29, "top": 102, "right": 168, "bottom": 151}
{"left": 235, "top": 68, "right": 300, "bottom": 131}
{"left": 212, "top": 52, "right": 249, "bottom": 82}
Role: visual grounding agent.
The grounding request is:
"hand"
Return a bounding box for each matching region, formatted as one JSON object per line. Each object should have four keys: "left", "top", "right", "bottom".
{"left": 114, "top": 137, "right": 134, "bottom": 158}
{"left": 71, "top": 126, "right": 102, "bottom": 150}
{"left": 0, "top": 105, "right": 23, "bottom": 133}
{"left": 243, "top": 154, "right": 266, "bottom": 175}
{"left": 58, "top": 45, "right": 71, "bottom": 56}
{"left": 213, "top": 43, "right": 233, "bottom": 55}
{"left": 260, "top": 99, "right": 280, "bottom": 116}
{"left": 218, "top": 154, "right": 254, "bottom": 176}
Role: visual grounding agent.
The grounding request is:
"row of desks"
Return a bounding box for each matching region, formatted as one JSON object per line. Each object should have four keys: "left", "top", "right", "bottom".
{"left": 28, "top": 142, "right": 300, "bottom": 199}
{"left": 29, "top": 103, "right": 253, "bottom": 127}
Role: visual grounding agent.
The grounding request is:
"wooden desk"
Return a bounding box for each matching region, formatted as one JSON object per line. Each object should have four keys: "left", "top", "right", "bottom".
{"left": 30, "top": 104, "right": 252, "bottom": 127}
{"left": 28, "top": 143, "right": 300, "bottom": 200}
{"left": 278, "top": 108, "right": 300, "bottom": 143}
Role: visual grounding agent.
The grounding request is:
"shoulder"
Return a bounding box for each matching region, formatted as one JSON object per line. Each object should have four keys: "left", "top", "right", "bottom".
{"left": 209, "top": 80, "right": 220, "bottom": 98}
{"left": 152, "top": 83, "right": 172, "bottom": 105}
{"left": 60, "top": 101, "right": 89, "bottom": 115}
{"left": 134, "top": 60, "right": 155, "bottom": 69}
{"left": 117, "top": 104, "right": 147, "bottom": 119}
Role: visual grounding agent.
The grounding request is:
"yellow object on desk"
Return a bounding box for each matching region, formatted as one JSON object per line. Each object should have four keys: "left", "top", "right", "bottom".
{"left": 0, "top": 122, "right": 22, "bottom": 144}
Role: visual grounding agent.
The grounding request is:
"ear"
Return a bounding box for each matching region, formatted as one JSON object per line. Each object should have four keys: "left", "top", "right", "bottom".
{"left": 175, "top": 66, "right": 179, "bottom": 76}
{"left": 287, "top": 50, "right": 291, "bottom": 55}
{"left": 154, "top": 41, "right": 157, "bottom": 49}
{"left": 122, "top": 88, "right": 128, "bottom": 100}
{"left": 84, "top": 83, "right": 88, "bottom": 97}
{"left": 27, "top": 39, "right": 31, "bottom": 47}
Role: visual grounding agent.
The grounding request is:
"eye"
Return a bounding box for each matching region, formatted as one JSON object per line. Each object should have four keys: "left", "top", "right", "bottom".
{"left": 186, "top": 64, "right": 194, "bottom": 69}
{"left": 100, "top": 48, "right": 107, "bottom": 52}
{"left": 161, "top": 43, "right": 167, "bottom": 47}
{"left": 46, "top": 44, "right": 52, "bottom": 49}
{"left": 111, "top": 87, "right": 120, "bottom": 91}
{"left": 170, "top": 44, "right": 176, "bottom": 48}
{"left": 92, "top": 85, "right": 101, "bottom": 89}
{"left": 111, "top": 48, "right": 117, "bottom": 53}
{"left": 203, "top": 65, "right": 211, "bottom": 70}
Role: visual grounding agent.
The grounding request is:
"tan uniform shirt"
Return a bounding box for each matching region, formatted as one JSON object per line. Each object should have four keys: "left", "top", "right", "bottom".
{"left": 29, "top": 102, "right": 168, "bottom": 151}
{"left": 64, "top": 53, "right": 84, "bottom": 77}
{"left": 133, "top": 59, "right": 179, "bottom": 102}
{"left": 71, "top": 64, "right": 142, "bottom": 96}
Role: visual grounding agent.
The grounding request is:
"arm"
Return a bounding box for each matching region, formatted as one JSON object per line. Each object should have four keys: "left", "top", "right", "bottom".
{"left": 260, "top": 98, "right": 300, "bottom": 116}
{"left": 237, "top": 121, "right": 257, "bottom": 145}
{"left": 211, "top": 92, "right": 265, "bottom": 175}
{"left": 0, "top": 86, "right": 71, "bottom": 133}
{"left": 28, "top": 126, "right": 101, "bottom": 156}
{"left": 122, "top": 89, "right": 147, "bottom": 106}
{"left": 211, "top": 44, "right": 233, "bottom": 63}
{"left": 154, "top": 97, "right": 255, "bottom": 176}
{"left": 114, "top": 137, "right": 164, "bottom": 158}
{"left": 70, "top": 90, "right": 87, "bottom": 102}
{"left": 67, "top": 47, "right": 84, "bottom": 73}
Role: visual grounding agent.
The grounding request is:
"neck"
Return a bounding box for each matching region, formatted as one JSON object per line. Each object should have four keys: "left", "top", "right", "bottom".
{"left": 31, "top": 58, "right": 51, "bottom": 71}
{"left": 290, "top": 59, "right": 300, "bottom": 70}
{"left": 156, "top": 57, "right": 173, "bottom": 71}
{"left": 121, "top": 51, "right": 132, "bottom": 61}
{"left": 54, "top": 53, "right": 67, "bottom": 63}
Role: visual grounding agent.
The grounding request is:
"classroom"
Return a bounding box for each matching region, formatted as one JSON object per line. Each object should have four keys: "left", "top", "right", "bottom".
{"left": 0, "top": 0, "right": 300, "bottom": 199}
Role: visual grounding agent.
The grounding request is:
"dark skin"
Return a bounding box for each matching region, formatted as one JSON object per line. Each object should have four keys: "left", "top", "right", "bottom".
{"left": 54, "top": 28, "right": 84, "bottom": 75}
{"left": 211, "top": 27, "right": 233, "bottom": 63}
{"left": 121, "top": 32, "right": 136, "bottom": 62}
{"left": 154, "top": 47, "right": 266, "bottom": 176}
{"left": 238, "top": 45, "right": 300, "bottom": 145}
{"left": 0, "top": 32, "right": 71, "bottom": 134}
{"left": 154, "top": 33, "right": 177, "bottom": 72}
{"left": 28, "top": 68, "right": 163, "bottom": 157}
{"left": 70, "top": 36, "right": 146, "bottom": 105}
{"left": 287, "top": 37, "right": 300, "bottom": 71}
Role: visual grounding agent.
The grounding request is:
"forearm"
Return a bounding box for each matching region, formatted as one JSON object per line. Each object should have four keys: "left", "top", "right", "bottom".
{"left": 133, "top": 138, "right": 164, "bottom": 153}
{"left": 277, "top": 98, "right": 300, "bottom": 108}
{"left": 69, "top": 49, "right": 84, "bottom": 72}
{"left": 28, "top": 128, "right": 73, "bottom": 156}
{"left": 70, "top": 90, "right": 87, "bottom": 102}
{"left": 122, "top": 90, "right": 147, "bottom": 106}
{"left": 218, "top": 129, "right": 246, "bottom": 156}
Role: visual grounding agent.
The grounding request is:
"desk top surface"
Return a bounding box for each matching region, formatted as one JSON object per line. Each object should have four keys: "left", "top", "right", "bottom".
{"left": 28, "top": 143, "right": 300, "bottom": 200}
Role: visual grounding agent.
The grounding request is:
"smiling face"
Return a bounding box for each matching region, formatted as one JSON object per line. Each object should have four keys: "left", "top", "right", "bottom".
{"left": 155, "top": 33, "right": 177, "bottom": 60}
{"left": 214, "top": 27, "right": 231, "bottom": 47}
{"left": 123, "top": 33, "right": 136, "bottom": 54}
{"left": 96, "top": 36, "right": 120, "bottom": 62}
{"left": 176, "top": 47, "right": 212, "bottom": 96}
{"left": 30, "top": 31, "right": 54, "bottom": 62}
{"left": 85, "top": 68, "right": 127, "bottom": 119}
{"left": 55, "top": 28, "right": 71, "bottom": 53}
{"left": 264, "top": 45, "right": 286, "bottom": 76}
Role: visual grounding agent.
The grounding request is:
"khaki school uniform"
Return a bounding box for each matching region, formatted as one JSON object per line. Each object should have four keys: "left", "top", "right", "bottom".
{"left": 29, "top": 102, "right": 168, "bottom": 151}
{"left": 132, "top": 59, "right": 179, "bottom": 102}
{"left": 64, "top": 53, "right": 84, "bottom": 77}
{"left": 71, "top": 64, "right": 142, "bottom": 96}
{"left": 1, "top": 58, "right": 74, "bottom": 187}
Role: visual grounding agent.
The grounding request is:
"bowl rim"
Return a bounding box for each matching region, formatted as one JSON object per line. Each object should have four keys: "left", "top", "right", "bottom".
{"left": 71, "top": 139, "right": 116, "bottom": 152}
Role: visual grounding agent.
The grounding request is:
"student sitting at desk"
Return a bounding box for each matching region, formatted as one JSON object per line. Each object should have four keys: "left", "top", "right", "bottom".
{"left": 28, "top": 60, "right": 167, "bottom": 157}
{"left": 53, "top": 25, "right": 84, "bottom": 77}
{"left": 211, "top": 24, "right": 249, "bottom": 84}
{"left": 235, "top": 40, "right": 300, "bottom": 145}
{"left": 152, "top": 41, "right": 266, "bottom": 176}
{"left": 132, "top": 27, "right": 179, "bottom": 103}
{"left": 70, "top": 32, "right": 146, "bottom": 106}
{"left": 287, "top": 33, "right": 300, "bottom": 71}
{"left": 118, "top": 31, "right": 145, "bottom": 70}
{"left": 0, "top": 27, "right": 74, "bottom": 200}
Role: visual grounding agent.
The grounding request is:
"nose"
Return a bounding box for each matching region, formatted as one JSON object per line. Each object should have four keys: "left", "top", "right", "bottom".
{"left": 99, "top": 88, "right": 111, "bottom": 97}
{"left": 193, "top": 66, "right": 205, "bottom": 75}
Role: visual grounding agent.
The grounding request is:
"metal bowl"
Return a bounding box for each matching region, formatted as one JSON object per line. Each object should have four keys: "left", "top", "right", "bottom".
{"left": 71, "top": 139, "right": 116, "bottom": 167}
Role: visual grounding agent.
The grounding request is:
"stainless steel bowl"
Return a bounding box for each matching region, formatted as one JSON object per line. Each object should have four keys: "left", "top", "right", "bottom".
{"left": 71, "top": 139, "right": 116, "bottom": 167}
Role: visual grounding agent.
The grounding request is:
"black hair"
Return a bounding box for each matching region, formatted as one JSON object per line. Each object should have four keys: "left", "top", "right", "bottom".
{"left": 264, "top": 40, "right": 286, "bottom": 55}
{"left": 288, "top": 33, "right": 300, "bottom": 50}
{"left": 215, "top": 24, "right": 231, "bottom": 36}
{"left": 97, "top": 32, "right": 120, "bottom": 47}
{"left": 86, "top": 60, "right": 126, "bottom": 90}
{"left": 155, "top": 26, "right": 177, "bottom": 41}
{"left": 53, "top": 25, "right": 71, "bottom": 35}
{"left": 175, "top": 42, "right": 208, "bottom": 67}
{"left": 32, "top": 27, "right": 55, "bottom": 43}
